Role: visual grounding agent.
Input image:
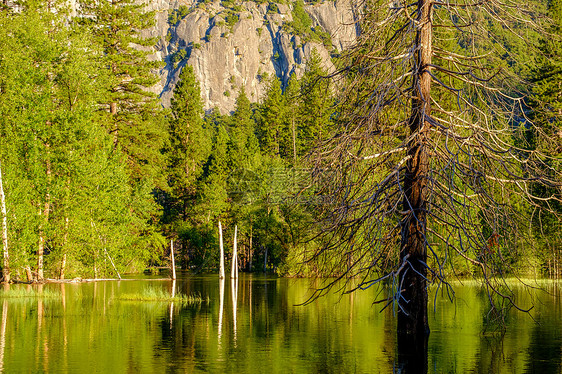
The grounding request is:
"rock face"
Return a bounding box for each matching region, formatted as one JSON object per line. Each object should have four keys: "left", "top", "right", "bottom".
{"left": 144, "top": 0, "right": 358, "bottom": 113}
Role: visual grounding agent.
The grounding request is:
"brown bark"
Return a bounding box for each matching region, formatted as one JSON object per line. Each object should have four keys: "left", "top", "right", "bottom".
{"left": 398, "top": 0, "right": 432, "bottom": 339}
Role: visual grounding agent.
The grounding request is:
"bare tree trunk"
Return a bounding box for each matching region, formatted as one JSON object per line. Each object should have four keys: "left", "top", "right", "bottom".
{"left": 170, "top": 239, "right": 176, "bottom": 280}
{"left": 398, "top": 0, "right": 432, "bottom": 345}
{"left": 25, "top": 266, "right": 32, "bottom": 282}
{"left": 0, "top": 163, "right": 9, "bottom": 283}
{"left": 231, "top": 225, "right": 238, "bottom": 279}
{"left": 219, "top": 221, "right": 225, "bottom": 279}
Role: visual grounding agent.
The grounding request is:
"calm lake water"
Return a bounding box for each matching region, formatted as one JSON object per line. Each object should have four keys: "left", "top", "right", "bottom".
{"left": 0, "top": 274, "right": 560, "bottom": 373}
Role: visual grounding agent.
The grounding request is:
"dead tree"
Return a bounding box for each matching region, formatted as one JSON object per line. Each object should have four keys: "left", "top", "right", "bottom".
{"left": 307, "top": 0, "right": 561, "bottom": 342}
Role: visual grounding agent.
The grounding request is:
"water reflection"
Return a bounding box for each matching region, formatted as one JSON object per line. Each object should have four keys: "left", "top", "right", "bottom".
{"left": 218, "top": 278, "right": 225, "bottom": 343}
{"left": 0, "top": 300, "right": 7, "bottom": 373}
{"left": 231, "top": 278, "right": 238, "bottom": 343}
{"left": 169, "top": 280, "right": 176, "bottom": 329}
{"left": 0, "top": 277, "right": 558, "bottom": 372}
{"left": 396, "top": 330, "right": 428, "bottom": 373}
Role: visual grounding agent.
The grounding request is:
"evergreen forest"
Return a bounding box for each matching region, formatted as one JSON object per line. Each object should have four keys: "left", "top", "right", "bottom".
{"left": 0, "top": 0, "right": 560, "bottom": 284}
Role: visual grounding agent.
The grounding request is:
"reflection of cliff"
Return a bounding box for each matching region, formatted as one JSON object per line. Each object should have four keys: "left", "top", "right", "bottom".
{"left": 143, "top": 0, "right": 358, "bottom": 112}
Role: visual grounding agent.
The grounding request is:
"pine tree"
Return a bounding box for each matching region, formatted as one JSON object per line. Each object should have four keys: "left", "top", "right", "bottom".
{"left": 201, "top": 114, "right": 230, "bottom": 220}
{"left": 283, "top": 74, "right": 301, "bottom": 163}
{"left": 257, "top": 77, "right": 285, "bottom": 156}
{"left": 299, "top": 51, "right": 332, "bottom": 155}
{"left": 75, "top": 0, "right": 169, "bottom": 265}
{"left": 229, "top": 88, "right": 260, "bottom": 169}
{"left": 168, "top": 65, "right": 209, "bottom": 221}
{"left": 533, "top": 0, "right": 562, "bottom": 151}
{"left": 528, "top": 0, "right": 562, "bottom": 275}
{"left": 76, "top": 0, "right": 168, "bottom": 185}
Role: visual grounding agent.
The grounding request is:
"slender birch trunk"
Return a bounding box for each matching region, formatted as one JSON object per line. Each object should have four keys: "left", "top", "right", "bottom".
{"left": 0, "top": 163, "right": 9, "bottom": 283}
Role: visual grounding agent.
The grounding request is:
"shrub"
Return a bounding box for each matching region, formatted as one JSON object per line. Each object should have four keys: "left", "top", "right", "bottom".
{"left": 168, "top": 5, "right": 190, "bottom": 26}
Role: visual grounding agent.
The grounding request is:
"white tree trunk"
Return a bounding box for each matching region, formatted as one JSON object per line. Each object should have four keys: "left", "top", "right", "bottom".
{"left": 219, "top": 221, "right": 225, "bottom": 279}
{"left": 170, "top": 239, "right": 176, "bottom": 280}
{"left": 231, "top": 225, "right": 238, "bottom": 279}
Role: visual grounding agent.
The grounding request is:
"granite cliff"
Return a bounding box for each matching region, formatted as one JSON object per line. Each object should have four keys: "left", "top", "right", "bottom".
{"left": 142, "top": 0, "right": 358, "bottom": 112}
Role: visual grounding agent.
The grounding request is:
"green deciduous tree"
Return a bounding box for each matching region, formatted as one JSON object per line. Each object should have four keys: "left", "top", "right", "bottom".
{"left": 0, "top": 1, "right": 165, "bottom": 280}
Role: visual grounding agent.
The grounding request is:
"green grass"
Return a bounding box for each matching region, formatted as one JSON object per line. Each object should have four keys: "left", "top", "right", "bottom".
{"left": 117, "top": 287, "right": 208, "bottom": 304}
{"left": 0, "top": 287, "right": 60, "bottom": 299}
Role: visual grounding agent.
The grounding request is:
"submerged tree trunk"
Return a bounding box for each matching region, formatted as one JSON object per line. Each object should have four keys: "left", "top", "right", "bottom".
{"left": 170, "top": 239, "right": 176, "bottom": 280}
{"left": 0, "top": 163, "right": 9, "bottom": 283}
{"left": 231, "top": 225, "right": 238, "bottom": 279}
{"left": 398, "top": 0, "right": 432, "bottom": 341}
{"left": 219, "top": 221, "right": 225, "bottom": 279}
